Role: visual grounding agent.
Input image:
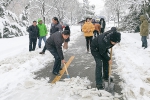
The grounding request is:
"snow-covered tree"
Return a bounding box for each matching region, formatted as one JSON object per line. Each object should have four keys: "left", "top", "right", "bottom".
{"left": 0, "top": 0, "right": 27, "bottom": 38}
{"left": 82, "top": 0, "right": 95, "bottom": 19}
{"left": 25, "top": 0, "right": 90, "bottom": 25}
{"left": 120, "top": 0, "right": 150, "bottom": 32}
{"left": 104, "top": 0, "right": 127, "bottom": 27}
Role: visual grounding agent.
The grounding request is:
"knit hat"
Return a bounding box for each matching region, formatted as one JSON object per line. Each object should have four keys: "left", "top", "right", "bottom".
{"left": 111, "top": 27, "right": 117, "bottom": 32}
{"left": 110, "top": 32, "right": 121, "bottom": 43}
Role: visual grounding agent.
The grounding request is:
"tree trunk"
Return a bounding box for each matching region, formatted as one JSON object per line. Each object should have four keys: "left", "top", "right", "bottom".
{"left": 117, "top": 11, "right": 119, "bottom": 27}
{"left": 71, "top": 12, "right": 72, "bottom": 25}
{"left": 42, "top": 2, "right": 45, "bottom": 24}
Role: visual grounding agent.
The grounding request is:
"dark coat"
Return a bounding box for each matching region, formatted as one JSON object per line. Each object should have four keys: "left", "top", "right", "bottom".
{"left": 91, "top": 31, "right": 115, "bottom": 61}
{"left": 64, "top": 25, "right": 70, "bottom": 33}
{"left": 46, "top": 31, "right": 64, "bottom": 60}
{"left": 50, "top": 23, "right": 63, "bottom": 35}
{"left": 99, "top": 19, "right": 106, "bottom": 29}
{"left": 27, "top": 25, "right": 39, "bottom": 39}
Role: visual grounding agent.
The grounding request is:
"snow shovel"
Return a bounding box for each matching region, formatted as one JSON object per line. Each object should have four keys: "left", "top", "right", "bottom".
{"left": 104, "top": 48, "right": 115, "bottom": 95}
{"left": 64, "top": 63, "right": 70, "bottom": 78}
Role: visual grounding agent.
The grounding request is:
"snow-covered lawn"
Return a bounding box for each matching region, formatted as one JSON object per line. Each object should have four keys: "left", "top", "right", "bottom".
{"left": 114, "top": 32, "right": 150, "bottom": 100}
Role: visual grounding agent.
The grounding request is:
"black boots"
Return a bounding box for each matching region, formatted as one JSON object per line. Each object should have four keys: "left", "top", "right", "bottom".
{"left": 96, "top": 84, "right": 104, "bottom": 90}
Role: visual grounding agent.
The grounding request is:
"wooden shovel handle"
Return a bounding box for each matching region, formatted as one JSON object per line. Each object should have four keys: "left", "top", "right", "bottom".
{"left": 64, "top": 63, "right": 69, "bottom": 75}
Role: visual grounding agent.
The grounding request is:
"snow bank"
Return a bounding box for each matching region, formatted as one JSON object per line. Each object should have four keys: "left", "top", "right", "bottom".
{"left": 113, "top": 33, "right": 150, "bottom": 100}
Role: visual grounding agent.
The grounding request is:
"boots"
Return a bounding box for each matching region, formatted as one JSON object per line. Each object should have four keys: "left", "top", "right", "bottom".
{"left": 96, "top": 84, "right": 104, "bottom": 90}
{"left": 39, "top": 52, "right": 45, "bottom": 54}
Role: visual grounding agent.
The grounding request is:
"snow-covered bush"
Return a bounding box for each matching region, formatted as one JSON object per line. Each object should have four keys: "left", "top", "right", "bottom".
{"left": 0, "top": 0, "right": 28, "bottom": 38}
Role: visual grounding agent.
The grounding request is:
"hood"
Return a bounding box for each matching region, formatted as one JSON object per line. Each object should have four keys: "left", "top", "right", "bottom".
{"left": 38, "top": 19, "right": 42, "bottom": 23}
{"left": 140, "top": 15, "right": 146, "bottom": 21}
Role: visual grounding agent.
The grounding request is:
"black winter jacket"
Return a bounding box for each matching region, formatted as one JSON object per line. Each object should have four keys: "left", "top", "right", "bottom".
{"left": 46, "top": 31, "right": 64, "bottom": 60}
{"left": 27, "top": 25, "right": 39, "bottom": 39}
{"left": 90, "top": 31, "right": 114, "bottom": 61}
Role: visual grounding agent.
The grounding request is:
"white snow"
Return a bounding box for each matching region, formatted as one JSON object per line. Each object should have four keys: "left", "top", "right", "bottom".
{"left": 113, "top": 33, "right": 150, "bottom": 100}
{"left": 0, "top": 26, "right": 114, "bottom": 100}
{"left": 0, "top": 24, "right": 150, "bottom": 100}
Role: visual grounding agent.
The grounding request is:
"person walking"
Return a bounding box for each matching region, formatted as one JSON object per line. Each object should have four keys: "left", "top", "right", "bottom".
{"left": 140, "top": 15, "right": 149, "bottom": 49}
{"left": 62, "top": 22, "right": 71, "bottom": 50}
{"left": 46, "top": 30, "right": 70, "bottom": 75}
{"left": 93, "top": 20, "right": 101, "bottom": 38}
{"left": 90, "top": 27, "right": 121, "bottom": 90}
{"left": 27, "top": 21, "right": 39, "bottom": 51}
{"left": 99, "top": 18, "right": 106, "bottom": 33}
{"left": 82, "top": 18, "right": 95, "bottom": 53}
{"left": 37, "top": 19, "right": 48, "bottom": 48}
{"left": 39, "top": 17, "right": 63, "bottom": 54}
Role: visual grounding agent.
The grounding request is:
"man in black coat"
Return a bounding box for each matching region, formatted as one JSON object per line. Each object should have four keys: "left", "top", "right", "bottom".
{"left": 90, "top": 27, "right": 121, "bottom": 90}
{"left": 46, "top": 30, "right": 70, "bottom": 75}
{"left": 27, "top": 21, "right": 39, "bottom": 51}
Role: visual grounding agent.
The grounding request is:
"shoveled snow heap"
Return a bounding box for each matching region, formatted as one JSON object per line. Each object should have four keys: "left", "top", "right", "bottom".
{"left": 1, "top": 76, "right": 114, "bottom": 100}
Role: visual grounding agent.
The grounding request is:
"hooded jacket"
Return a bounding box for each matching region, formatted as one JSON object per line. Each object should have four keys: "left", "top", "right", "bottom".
{"left": 140, "top": 15, "right": 149, "bottom": 36}
{"left": 82, "top": 22, "right": 95, "bottom": 37}
{"left": 37, "top": 19, "right": 48, "bottom": 37}
{"left": 91, "top": 30, "right": 121, "bottom": 61}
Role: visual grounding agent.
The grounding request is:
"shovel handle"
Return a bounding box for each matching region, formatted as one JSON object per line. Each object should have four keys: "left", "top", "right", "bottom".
{"left": 109, "top": 48, "right": 113, "bottom": 76}
{"left": 64, "top": 63, "right": 69, "bottom": 77}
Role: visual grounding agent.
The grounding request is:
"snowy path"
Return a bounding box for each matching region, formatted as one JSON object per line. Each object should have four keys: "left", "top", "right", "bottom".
{"left": 1, "top": 25, "right": 150, "bottom": 100}
{"left": 113, "top": 32, "right": 150, "bottom": 100}
{"left": 0, "top": 26, "right": 116, "bottom": 100}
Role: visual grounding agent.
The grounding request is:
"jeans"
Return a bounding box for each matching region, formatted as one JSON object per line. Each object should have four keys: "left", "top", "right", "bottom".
{"left": 141, "top": 36, "right": 147, "bottom": 48}
{"left": 38, "top": 36, "right": 46, "bottom": 48}
{"left": 85, "top": 36, "right": 93, "bottom": 51}
{"left": 91, "top": 51, "right": 109, "bottom": 85}
{"left": 48, "top": 48, "right": 61, "bottom": 73}
{"left": 29, "top": 38, "right": 37, "bottom": 51}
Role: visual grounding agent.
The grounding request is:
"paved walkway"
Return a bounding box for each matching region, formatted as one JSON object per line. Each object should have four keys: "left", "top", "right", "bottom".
{"left": 34, "top": 33, "right": 123, "bottom": 98}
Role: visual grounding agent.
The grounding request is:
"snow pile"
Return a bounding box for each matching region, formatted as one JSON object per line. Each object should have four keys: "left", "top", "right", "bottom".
{"left": 113, "top": 33, "right": 150, "bottom": 100}
{"left": 0, "top": 76, "right": 113, "bottom": 100}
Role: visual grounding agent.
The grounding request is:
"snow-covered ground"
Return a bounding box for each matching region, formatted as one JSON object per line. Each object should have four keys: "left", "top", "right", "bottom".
{"left": 0, "top": 24, "right": 150, "bottom": 100}
{"left": 113, "top": 33, "right": 150, "bottom": 100}
{"left": 0, "top": 26, "right": 114, "bottom": 100}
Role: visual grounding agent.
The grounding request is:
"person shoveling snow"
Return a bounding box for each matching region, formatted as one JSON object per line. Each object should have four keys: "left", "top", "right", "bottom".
{"left": 90, "top": 27, "right": 121, "bottom": 90}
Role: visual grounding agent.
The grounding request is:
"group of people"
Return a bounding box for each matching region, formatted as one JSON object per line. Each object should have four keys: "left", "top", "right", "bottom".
{"left": 82, "top": 17, "right": 121, "bottom": 89}
{"left": 27, "top": 17, "right": 70, "bottom": 76}
{"left": 82, "top": 18, "right": 106, "bottom": 53}
{"left": 27, "top": 16, "right": 122, "bottom": 90}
